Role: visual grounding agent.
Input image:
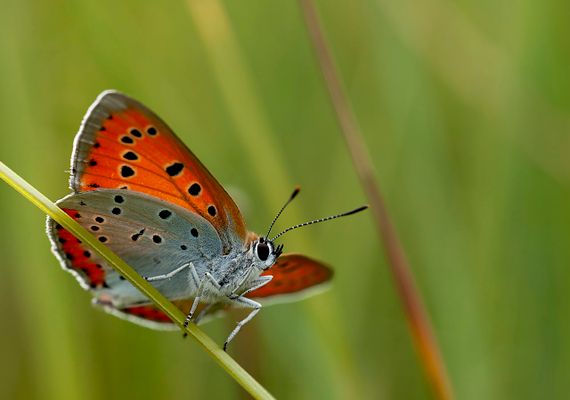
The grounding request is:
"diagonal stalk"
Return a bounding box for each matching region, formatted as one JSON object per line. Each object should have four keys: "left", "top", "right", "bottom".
{"left": 185, "top": 1, "right": 368, "bottom": 397}
{"left": 0, "top": 160, "right": 275, "bottom": 400}
{"left": 298, "top": 1, "right": 454, "bottom": 399}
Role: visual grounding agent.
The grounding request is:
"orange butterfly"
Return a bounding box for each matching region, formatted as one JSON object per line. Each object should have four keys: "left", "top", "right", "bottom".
{"left": 47, "top": 91, "right": 366, "bottom": 349}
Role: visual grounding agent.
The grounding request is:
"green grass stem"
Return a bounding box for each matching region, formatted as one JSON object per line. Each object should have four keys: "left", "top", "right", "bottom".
{"left": 299, "top": 1, "right": 454, "bottom": 399}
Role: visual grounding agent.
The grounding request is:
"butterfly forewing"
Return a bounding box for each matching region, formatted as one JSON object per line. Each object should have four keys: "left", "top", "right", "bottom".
{"left": 70, "top": 91, "right": 246, "bottom": 251}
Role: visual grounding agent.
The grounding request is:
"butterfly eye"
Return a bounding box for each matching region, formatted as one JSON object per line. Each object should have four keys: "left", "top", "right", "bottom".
{"left": 256, "top": 242, "right": 270, "bottom": 261}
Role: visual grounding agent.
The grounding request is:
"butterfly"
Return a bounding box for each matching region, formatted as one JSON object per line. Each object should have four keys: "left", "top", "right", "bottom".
{"left": 47, "top": 91, "right": 366, "bottom": 350}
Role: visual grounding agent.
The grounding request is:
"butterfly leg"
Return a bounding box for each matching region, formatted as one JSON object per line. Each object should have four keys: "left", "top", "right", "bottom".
{"left": 219, "top": 277, "right": 271, "bottom": 349}
{"left": 223, "top": 296, "right": 262, "bottom": 351}
{"left": 184, "top": 271, "right": 218, "bottom": 327}
{"left": 144, "top": 262, "right": 193, "bottom": 282}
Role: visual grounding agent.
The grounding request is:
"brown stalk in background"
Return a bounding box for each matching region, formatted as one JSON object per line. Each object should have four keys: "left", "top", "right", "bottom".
{"left": 299, "top": 1, "right": 454, "bottom": 399}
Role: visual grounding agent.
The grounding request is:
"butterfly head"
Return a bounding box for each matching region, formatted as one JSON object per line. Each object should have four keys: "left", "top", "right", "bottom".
{"left": 251, "top": 237, "right": 283, "bottom": 270}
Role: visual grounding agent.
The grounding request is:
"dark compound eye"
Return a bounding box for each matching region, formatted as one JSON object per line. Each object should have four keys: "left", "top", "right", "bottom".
{"left": 256, "top": 242, "right": 270, "bottom": 261}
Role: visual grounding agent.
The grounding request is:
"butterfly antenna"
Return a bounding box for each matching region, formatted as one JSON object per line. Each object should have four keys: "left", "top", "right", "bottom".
{"left": 270, "top": 205, "right": 368, "bottom": 242}
{"left": 265, "top": 187, "right": 301, "bottom": 239}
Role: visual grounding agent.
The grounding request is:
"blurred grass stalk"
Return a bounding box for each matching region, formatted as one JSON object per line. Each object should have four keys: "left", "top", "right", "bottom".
{"left": 298, "top": 1, "right": 454, "bottom": 399}
{"left": 0, "top": 161, "right": 275, "bottom": 400}
{"left": 185, "top": 0, "right": 368, "bottom": 398}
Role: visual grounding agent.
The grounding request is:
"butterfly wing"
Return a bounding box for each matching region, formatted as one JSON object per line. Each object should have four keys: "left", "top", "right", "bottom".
{"left": 47, "top": 189, "right": 223, "bottom": 307}
{"left": 97, "top": 299, "right": 228, "bottom": 330}
{"left": 247, "top": 254, "right": 333, "bottom": 302}
{"left": 70, "top": 90, "right": 246, "bottom": 251}
{"left": 111, "top": 253, "right": 335, "bottom": 328}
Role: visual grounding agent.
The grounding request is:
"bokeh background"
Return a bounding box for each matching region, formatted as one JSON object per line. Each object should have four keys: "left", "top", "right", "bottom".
{"left": 1, "top": 0, "right": 569, "bottom": 399}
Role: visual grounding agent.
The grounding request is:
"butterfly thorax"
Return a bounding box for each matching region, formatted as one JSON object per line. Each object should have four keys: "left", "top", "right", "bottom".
{"left": 209, "top": 235, "right": 280, "bottom": 299}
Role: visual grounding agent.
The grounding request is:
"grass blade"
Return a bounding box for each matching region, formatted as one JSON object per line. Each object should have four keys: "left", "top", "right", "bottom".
{"left": 0, "top": 160, "right": 275, "bottom": 400}
{"left": 299, "top": 1, "right": 455, "bottom": 399}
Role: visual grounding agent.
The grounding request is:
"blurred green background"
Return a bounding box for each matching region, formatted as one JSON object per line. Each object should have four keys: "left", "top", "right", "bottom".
{"left": 1, "top": 0, "right": 569, "bottom": 399}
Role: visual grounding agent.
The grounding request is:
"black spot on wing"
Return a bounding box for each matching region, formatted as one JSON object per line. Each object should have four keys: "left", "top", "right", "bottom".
{"left": 131, "top": 228, "right": 145, "bottom": 241}
{"left": 165, "top": 162, "right": 184, "bottom": 177}
{"left": 129, "top": 128, "right": 142, "bottom": 138}
{"left": 120, "top": 166, "right": 135, "bottom": 178}
{"left": 188, "top": 183, "right": 201, "bottom": 196}
{"left": 122, "top": 151, "right": 139, "bottom": 161}
{"left": 158, "top": 210, "right": 172, "bottom": 219}
{"left": 121, "top": 136, "right": 134, "bottom": 144}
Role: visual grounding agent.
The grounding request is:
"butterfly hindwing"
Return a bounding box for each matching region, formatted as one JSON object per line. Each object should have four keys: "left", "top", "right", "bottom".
{"left": 96, "top": 299, "right": 228, "bottom": 330}
{"left": 47, "top": 189, "right": 223, "bottom": 307}
{"left": 247, "top": 254, "right": 333, "bottom": 301}
{"left": 70, "top": 90, "right": 246, "bottom": 251}
{"left": 110, "top": 252, "right": 336, "bottom": 328}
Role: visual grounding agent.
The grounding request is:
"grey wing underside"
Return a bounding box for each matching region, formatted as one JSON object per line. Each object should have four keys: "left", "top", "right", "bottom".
{"left": 47, "top": 189, "right": 225, "bottom": 308}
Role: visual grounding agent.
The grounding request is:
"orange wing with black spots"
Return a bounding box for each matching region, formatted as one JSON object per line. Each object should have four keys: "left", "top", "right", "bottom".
{"left": 70, "top": 90, "right": 246, "bottom": 250}
{"left": 247, "top": 254, "right": 333, "bottom": 300}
